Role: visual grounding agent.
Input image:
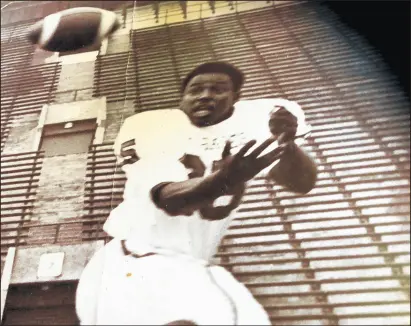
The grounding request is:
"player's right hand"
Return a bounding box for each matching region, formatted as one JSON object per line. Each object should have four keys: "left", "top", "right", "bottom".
{"left": 269, "top": 107, "right": 298, "bottom": 144}
{"left": 216, "top": 138, "right": 286, "bottom": 191}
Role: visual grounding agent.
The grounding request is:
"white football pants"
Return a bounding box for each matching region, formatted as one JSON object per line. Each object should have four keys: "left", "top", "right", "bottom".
{"left": 76, "top": 239, "right": 271, "bottom": 325}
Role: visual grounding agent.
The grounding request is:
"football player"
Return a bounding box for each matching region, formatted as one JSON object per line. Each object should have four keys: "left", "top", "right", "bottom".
{"left": 76, "top": 62, "right": 317, "bottom": 325}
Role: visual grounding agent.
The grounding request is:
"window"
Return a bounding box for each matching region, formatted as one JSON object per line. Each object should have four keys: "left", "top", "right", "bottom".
{"left": 40, "top": 119, "right": 96, "bottom": 156}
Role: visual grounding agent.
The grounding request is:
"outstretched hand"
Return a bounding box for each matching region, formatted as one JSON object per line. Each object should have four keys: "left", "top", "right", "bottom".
{"left": 217, "top": 137, "right": 287, "bottom": 191}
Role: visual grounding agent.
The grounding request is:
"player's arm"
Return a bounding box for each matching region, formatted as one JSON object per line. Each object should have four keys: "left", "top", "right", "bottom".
{"left": 267, "top": 106, "right": 317, "bottom": 194}
{"left": 268, "top": 140, "right": 317, "bottom": 194}
{"left": 151, "top": 172, "right": 228, "bottom": 216}
{"left": 153, "top": 139, "right": 286, "bottom": 216}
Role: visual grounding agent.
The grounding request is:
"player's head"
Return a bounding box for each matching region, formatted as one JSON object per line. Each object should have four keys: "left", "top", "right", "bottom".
{"left": 180, "top": 62, "right": 244, "bottom": 127}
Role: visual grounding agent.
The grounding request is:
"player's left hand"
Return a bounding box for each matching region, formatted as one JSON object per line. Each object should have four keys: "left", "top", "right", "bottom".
{"left": 269, "top": 106, "right": 298, "bottom": 145}
{"left": 200, "top": 149, "right": 247, "bottom": 220}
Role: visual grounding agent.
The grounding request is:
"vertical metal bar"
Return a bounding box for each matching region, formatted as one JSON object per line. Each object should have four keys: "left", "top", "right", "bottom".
{"left": 208, "top": 0, "right": 215, "bottom": 14}
{"left": 2, "top": 51, "right": 22, "bottom": 152}
{"left": 154, "top": 1, "right": 160, "bottom": 23}
{"left": 90, "top": 146, "right": 97, "bottom": 241}
{"left": 131, "top": 30, "right": 142, "bottom": 112}
{"left": 0, "top": 247, "right": 16, "bottom": 323}
{"left": 46, "top": 63, "right": 59, "bottom": 105}
{"left": 54, "top": 224, "right": 61, "bottom": 244}
{"left": 94, "top": 55, "right": 102, "bottom": 98}
{"left": 122, "top": 4, "right": 127, "bottom": 28}
{"left": 179, "top": 0, "right": 187, "bottom": 18}
{"left": 19, "top": 153, "right": 37, "bottom": 253}
{"left": 1, "top": 97, "right": 15, "bottom": 153}
{"left": 165, "top": 25, "right": 182, "bottom": 87}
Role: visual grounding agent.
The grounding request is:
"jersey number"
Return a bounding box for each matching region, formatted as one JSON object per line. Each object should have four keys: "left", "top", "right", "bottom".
{"left": 179, "top": 154, "right": 224, "bottom": 177}
{"left": 120, "top": 139, "right": 139, "bottom": 166}
{"left": 180, "top": 152, "right": 242, "bottom": 221}
{"left": 120, "top": 140, "right": 241, "bottom": 220}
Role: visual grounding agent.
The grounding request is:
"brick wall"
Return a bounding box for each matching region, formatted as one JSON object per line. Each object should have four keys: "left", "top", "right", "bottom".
{"left": 54, "top": 61, "right": 95, "bottom": 102}
{"left": 32, "top": 153, "right": 88, "bottom": 222}
{"left": 2, "top": 114, "right": 39, "bottom": 154}
{"left": 54, "top": 88, "right": 95, "bottom": 104}
{"left": 44, "top": 98, "right": 105, "bottom": 125}
{"left": 24, "top": 59, "right": 96, "bottom": 245}
{"left": 106, "top": 33, "right": 131, "bottom": 55}
{"left": 28, "top": 154, "right": 88, "bottom": 245}
{"left": 1, "top": 58, "right": 98, "bottom": 246}
{"left": 103, "top": 100, "right": 136, "bottom": 142}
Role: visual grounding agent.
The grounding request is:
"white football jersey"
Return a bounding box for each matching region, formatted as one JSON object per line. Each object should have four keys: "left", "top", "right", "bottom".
{"left": 104, "top": 98, "right": 310, "bottom": 261}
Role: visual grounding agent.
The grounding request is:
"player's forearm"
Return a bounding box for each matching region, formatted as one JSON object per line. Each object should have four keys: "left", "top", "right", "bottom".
{"left": 152, "top": 172, "right": 228, "bottom": 216}
{"left": 268, "top": 142, "right": 317, "bottom": 194}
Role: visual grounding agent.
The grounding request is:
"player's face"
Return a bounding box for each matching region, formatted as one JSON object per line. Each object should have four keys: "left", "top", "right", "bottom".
{"left": 181, "top": 73, "right": 239, "bottom": 127}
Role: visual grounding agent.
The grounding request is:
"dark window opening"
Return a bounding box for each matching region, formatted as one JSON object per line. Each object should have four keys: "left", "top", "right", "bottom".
{"left": 40, "top": 119, "right": 96, "bottom": 156}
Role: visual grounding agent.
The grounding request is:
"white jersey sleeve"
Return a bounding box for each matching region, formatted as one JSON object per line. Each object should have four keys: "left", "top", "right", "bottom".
{"left": 104, "top": 109, "right": 192, "bottom": 239}
{"left": 103, "top": 158, "right": 189, "bottom": 240}
{"left": 234, "top": 98, "right": 311, "bottom": 142}
{"left": 113, "top": 109, "right": 192, "bottom": 168}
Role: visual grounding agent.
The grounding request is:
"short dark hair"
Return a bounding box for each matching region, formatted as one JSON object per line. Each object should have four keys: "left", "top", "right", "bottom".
{"left": 181, "top": 61, "right": 244, "bottom": 93}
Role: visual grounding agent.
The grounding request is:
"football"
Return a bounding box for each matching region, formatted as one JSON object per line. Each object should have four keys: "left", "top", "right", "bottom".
{"left": 27, "top": 7, "right": 121, "bottom": 53}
